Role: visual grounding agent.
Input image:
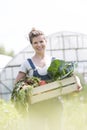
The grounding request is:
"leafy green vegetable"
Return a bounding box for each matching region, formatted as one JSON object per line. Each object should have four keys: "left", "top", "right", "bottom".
{"left": 47, "top": 59, "right": 76, "bottom": 81}
{"left": 11, "top": 76, "right": 41, "bottom": 113}
{"left": 11, "top": 60, "right": 76, "bottom": 112}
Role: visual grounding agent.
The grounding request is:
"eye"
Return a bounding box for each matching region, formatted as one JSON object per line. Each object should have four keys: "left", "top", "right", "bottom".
{"left": 40, "top": 40, "right": 44, "bottom": 43}
{"left": 33, "top": 42, "right": 38, "bottom": 44}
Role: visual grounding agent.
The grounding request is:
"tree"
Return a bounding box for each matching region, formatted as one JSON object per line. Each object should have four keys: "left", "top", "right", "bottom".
{"left": 0, "top": 45, "right": 5, "bottom": 54}
{"left": 0, "top": 45, "right": 15, "bottom": 57}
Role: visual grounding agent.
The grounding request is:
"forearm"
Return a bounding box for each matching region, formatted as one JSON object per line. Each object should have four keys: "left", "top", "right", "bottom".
{"left": 15, "top": 72, "right": 26, "bottom": 84}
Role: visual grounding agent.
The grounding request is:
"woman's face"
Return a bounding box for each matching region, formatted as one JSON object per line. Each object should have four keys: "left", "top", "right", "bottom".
{"left": 31, "top": 35, "right": 47, "bottom": 54}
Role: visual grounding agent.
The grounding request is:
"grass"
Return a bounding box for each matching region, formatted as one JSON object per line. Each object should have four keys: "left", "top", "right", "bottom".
{"left": 60, "top": 84, "right": 87, "bottom": 130}
{"left": 0, "top": 84, "right": 87, "bottom": 130}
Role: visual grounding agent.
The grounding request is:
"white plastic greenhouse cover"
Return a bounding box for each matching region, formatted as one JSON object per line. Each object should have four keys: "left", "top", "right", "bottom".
{"left": 0, "top": 31, "right": 87, "bottom": 101}
{"left": 0, "top": 54, "right": 12, "bottom": 72}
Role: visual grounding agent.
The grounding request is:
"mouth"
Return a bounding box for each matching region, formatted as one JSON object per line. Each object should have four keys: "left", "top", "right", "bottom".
{"left": 37, "top": 47, "right": 44, "bottom": 51}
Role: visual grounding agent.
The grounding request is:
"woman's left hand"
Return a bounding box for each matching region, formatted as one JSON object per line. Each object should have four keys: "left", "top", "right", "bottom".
{"left": 75, "top": 76, "right": 83, "bottom": 91}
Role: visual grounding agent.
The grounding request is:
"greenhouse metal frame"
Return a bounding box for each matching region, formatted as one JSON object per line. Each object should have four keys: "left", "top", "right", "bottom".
{"left": 0, "top": 31, "right": 87, "bottom": 101}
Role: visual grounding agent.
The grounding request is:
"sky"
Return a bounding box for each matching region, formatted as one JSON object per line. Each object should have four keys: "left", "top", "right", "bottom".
{"left": 0, "top": 0, "right": 87, "bottom": 54}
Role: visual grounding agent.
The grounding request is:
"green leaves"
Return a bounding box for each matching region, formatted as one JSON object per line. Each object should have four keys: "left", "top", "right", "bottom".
{"left": 47, "top": 59, "right": 76, "bottom": 80}
{"left": 11, "top": 76, "right": 41, "bottom": 113}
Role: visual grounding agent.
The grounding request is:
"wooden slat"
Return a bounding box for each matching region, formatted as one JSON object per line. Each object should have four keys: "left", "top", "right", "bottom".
{"left": 31, "top": 76, "right": 76, "bottom": 95}
{"left": 30, "top": 83, "right": 77, "bottom": 104}
{"left": 29, "top": 75, "right": 78, "bottom": 104}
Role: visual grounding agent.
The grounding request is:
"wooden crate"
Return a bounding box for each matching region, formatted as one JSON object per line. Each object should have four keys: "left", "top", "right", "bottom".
{"left": 29, "top": 75, "right": 78, "bottom": 104}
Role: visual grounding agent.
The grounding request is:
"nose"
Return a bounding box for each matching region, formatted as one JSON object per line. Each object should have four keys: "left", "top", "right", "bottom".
{"left": 37, "top": 42, "right": 41, "bottom": 46}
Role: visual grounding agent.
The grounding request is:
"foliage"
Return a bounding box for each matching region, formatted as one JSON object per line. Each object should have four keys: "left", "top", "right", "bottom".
{"left": 11, "top": 60, "right": 77, "bottom": 112}
{"left": 0, "top": 85, "right": 87, "bottom": 130}
{"left": 47, "top": 59, "right": 76, "bottom": 81}
{"left": 0, "top": 44, "right": 14, "bottom": 57}
{"left": 11, "top": 76, "right": 41, "bottom": 113}
{"left": 60, "top": 84, "right": 87, "bottom": 130}
{"left": 0, "top": 99, "right": 22, "bottom": 130}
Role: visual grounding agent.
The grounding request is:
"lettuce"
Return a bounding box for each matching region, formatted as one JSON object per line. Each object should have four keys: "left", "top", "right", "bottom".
{"left": 47, "top": 59, "right": 76, "bottom": 81}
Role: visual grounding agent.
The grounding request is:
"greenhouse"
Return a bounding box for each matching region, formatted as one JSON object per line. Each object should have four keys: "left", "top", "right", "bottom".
{"left": 0, "top": 31, "right": 87, "bottom": 101}
{"left": 0, "top": 54, "right": 12, "bottom": 73}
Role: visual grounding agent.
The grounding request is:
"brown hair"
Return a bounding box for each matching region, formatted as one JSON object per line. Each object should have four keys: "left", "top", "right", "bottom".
{"left": 29, "top": 28, "right": 45, "bottom": 44}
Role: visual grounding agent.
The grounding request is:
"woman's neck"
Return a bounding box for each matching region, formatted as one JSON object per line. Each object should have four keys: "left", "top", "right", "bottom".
{"left": 32, "top": 53, "right": 46, "bottom": 68}
{"left": 34, "top": 53, "right": 45, "bottom": 60}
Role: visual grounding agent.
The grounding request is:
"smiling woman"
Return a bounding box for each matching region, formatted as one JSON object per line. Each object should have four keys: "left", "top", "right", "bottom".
{"left": 15, "top": 28, "right": 51, "bottom": 83}
{"left": 14, "top": 28, "right": 63, "bottom": 130}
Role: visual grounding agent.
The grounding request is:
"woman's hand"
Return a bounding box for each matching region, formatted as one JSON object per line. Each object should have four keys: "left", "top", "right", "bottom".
{"left": 75, "top": 76, "right": 83, "bottom": 91}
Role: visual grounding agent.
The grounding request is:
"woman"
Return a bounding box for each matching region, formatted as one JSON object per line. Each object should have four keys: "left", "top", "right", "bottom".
{"left": 15, "top": 28, "right": 82, "bottom": 130}
{"left": 15, "top": 28, "right": 82, "bottom": 90}
{"left": 15, "top": 28, "right": 53, "bottom": 83}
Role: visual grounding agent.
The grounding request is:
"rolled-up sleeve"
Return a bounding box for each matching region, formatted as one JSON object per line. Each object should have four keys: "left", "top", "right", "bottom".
{"left": 19, "top": 60, "right": 33, "bottom": 76}
{"left": 19, "top": 61, "right": 27, "bottom": 73}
